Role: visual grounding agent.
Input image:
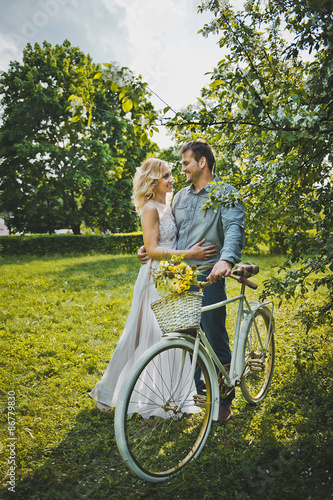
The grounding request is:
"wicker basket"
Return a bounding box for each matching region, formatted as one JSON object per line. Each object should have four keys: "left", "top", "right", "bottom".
{"left": 151, "top": 292, "right": 203, "bottom": 334}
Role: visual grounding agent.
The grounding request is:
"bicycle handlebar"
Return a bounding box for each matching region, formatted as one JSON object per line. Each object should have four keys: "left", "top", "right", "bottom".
{"left": 198, "top": 273, "right": 258, "bottom": 291}
{"left": 229, "top": 273, "right": 258, "bottom": 290}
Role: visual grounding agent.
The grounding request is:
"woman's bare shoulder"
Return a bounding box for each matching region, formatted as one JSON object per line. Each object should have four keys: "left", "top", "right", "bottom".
{"left": 141, "top": 201, "right": 159, "bottom": 220}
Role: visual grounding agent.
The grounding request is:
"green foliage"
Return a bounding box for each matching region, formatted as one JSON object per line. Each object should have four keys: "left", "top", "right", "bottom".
{"left": 0, "top": 233, "right": 143, "bottom": 256}
{"left": 201, "top": 179, "right": 244, "bottom": 211}
{"left": 0, "top": 254, "right": 332, "bottom": 499}
{"left": 69, "top": 61, "right": 161, "bottom": 147}
{"left": 0, "top": 41, "right": 157, "bottom": 236}
{"left": 167, "top": 0, "right": 333, "bottom": 328}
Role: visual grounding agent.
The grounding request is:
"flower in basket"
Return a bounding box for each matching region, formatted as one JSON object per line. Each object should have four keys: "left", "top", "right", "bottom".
{"left": 152, "top": 255, "right": 199, "bottom": 298}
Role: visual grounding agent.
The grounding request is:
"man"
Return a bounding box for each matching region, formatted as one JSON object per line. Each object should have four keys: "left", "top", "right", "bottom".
{"left": 139, "top": 139, "right": 245, "bottom": 422}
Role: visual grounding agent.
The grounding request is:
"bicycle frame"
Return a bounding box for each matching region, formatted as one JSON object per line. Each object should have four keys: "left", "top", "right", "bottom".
{"left": 165, "top": 289, "right": 274, "bottom": 414}
{"left": 201, "top": 294, "right": 274, "bottom": 385}
{"left": 115, "top": 269, "right": 277, "bottom": 482}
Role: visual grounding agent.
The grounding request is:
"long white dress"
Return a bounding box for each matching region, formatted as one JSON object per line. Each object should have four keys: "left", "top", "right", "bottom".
{"left": 89, "top": 200, "right": 199, "bottom": 416}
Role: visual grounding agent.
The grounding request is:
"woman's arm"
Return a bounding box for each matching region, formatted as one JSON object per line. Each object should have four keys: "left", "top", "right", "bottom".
{"left": 142, "top": 205, "right": 217, "bottom": 261}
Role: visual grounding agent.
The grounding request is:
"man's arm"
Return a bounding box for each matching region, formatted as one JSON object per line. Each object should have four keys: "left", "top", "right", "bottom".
{"left": 207, "top": 260, "right": 233, "bottom": 282}
{"left": 208, "top": 185, "right": 245, "bottom": 282}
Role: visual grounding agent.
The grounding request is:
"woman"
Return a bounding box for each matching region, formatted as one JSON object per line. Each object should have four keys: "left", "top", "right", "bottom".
{"left": 89, "top": 158, "right": 216, "bottom": 414}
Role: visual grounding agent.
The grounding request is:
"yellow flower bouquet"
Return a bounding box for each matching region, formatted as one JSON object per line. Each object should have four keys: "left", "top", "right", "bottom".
{"left": 152, "top": 255, "right": 199, "bottom": 298}
{"left": 151, "top": 255, "right": 202, "bottom": 334}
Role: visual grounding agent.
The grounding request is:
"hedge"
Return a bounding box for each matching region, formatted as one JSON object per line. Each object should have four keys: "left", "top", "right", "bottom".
{"left": 0, "top": 233, "right": 144, "bottom": 256}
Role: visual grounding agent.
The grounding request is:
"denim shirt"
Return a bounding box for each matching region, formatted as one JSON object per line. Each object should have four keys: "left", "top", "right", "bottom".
{"left": 172, "top": 177, "right": 245, "bottom": 267}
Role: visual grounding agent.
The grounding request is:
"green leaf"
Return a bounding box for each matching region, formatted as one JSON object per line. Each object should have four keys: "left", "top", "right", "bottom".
{"left": 236, "top": 85, "right": 246, "bottom": 94}
{"left": 122, "top": 98, "right": 133, "bottom": 113}
{"left": 70, "top": 116, "right": 80, "bottom": 122}
{"left": 140, "top": 132, "right": 148, "bottom": 145}
{"left": 93, "top": 72, "right": 102, "bottom": 79}
{"left": 210, "top": 80, "right": 225, "bottom": 88}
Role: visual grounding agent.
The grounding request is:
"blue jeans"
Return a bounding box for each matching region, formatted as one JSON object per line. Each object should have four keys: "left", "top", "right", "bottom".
{"left": 194, "top": 270, "right": 234, "bottom": 405}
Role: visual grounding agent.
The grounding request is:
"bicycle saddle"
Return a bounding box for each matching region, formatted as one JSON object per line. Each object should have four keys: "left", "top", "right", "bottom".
{"left": 233, "top": 262, "right": 259, "bottom": 278}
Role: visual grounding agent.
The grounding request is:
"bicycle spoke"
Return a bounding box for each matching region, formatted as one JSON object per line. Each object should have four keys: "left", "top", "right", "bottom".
{"left": 241, "top": 307, "right": 275, "bottom": 404}
{"left": 117, "top": 342, "right": 213, "bottom": 479}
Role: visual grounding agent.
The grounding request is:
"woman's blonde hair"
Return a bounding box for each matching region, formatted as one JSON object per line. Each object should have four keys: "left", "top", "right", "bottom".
{"left": 132, "top": 158, "right": 168, "bottom": 214}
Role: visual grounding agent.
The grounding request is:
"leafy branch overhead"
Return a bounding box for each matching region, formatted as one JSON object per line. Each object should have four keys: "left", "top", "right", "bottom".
{"left": 67, "top": 61, "right": 159, "bottom": 146}
{"left": 201, "top": 180, "right": 244, "bottom": 212}
{"left": 169, "top": 0, "right": 333, "bottom": 328}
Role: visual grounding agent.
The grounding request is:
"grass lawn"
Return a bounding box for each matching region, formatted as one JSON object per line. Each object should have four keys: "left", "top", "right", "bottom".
{"left": 0, "top": 253, "right": 332, "bottom": 499}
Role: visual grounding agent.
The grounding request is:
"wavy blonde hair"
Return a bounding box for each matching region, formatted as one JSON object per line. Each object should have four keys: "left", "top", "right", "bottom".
{"left": 132, "top": 158, "right": 168, "bottom": 214}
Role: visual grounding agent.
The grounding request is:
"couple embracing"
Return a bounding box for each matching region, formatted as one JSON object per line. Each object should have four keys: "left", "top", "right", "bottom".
{"left": 89, "top": 139, "right": 245, "bottom": 423}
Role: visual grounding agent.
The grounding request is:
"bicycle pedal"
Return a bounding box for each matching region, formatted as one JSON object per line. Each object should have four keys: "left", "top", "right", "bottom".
{"left": 248, "top": 359, "right": 265, "bottom": 372}
{"left": 193, "top": 394, "right": 207, "bottom": 407}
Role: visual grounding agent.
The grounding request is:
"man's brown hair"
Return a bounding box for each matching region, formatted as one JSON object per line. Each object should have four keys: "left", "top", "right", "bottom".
{"left": 179, "top": 139, "right": 216, "bottom": 172}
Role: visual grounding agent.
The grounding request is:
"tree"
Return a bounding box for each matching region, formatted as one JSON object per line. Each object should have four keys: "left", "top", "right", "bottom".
{"left": 168, "top": 0, "right": 333, "bottom": 328}
{"left": 0, "top": 40, "right": 157, "bottom": 234}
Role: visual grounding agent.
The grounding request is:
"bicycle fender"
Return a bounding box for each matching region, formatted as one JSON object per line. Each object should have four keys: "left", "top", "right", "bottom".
{"left": 236, "top": 303, "right": 275, "bottom": 380}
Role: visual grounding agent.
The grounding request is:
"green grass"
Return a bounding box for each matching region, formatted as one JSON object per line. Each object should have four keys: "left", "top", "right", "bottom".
{"left": 0, "top": 253, "right": 332, "bottom": 499}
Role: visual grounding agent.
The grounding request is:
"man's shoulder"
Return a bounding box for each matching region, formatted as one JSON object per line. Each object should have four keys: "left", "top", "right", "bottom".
{"left": 213, "top": 177, "right": 238, "bottom": 193}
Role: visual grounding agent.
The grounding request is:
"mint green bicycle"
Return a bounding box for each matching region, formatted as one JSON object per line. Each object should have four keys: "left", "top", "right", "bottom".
{"left": 115, "top": 263, "right": 275, "bottom": 482}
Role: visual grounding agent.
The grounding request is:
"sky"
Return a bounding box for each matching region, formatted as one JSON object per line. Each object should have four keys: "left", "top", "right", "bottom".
{"left": 0, "top": 0, "right": 244, "bottom": 148}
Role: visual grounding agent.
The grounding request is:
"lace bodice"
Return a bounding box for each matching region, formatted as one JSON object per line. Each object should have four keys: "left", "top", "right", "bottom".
{"left": 142, "top": 200, "right": 177, "bottom": 249}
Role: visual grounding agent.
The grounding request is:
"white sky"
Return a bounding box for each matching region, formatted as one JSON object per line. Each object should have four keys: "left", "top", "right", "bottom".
{"left": 0, "top": 0, "right": 244, "bottom": 148}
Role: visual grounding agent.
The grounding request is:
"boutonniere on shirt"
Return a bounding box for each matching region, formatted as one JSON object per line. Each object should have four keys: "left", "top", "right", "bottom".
{"left": 201, "top": 180, "right": 243, "bottom": 216}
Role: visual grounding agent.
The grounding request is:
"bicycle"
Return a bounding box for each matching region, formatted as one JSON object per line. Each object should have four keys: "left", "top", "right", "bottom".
{"left": 114, "top": 262, "right": 275, "bottom": 482}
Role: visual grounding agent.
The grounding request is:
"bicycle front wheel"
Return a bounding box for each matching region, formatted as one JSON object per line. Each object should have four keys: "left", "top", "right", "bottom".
{"left": 240, "top": 306, "right": 275, "bottom": 404}
{"left": 115, "top": 339, "right": 213, "bottom": 482}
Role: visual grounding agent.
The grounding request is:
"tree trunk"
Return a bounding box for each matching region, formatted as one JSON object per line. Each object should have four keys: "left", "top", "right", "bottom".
{"left": 71, "top": 223, "right": 81, "bottom": 235}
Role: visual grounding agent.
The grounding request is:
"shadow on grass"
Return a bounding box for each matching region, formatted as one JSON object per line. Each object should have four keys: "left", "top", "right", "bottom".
{"left": 0, "top": 253, "right": 139, "bottom": 270}
{"left": 0, "top": 404, "right": 268, "bottom": 500}
{"left": 1, "top": 407, "right": 133, "bottom": 500}
{"left": 2, "top": 370, "right": 332, "bottom": 500}
{"left": 0, "top": 253, "right": 141, "bottom": 293}
{"left": 0, "top": 253, "right": 81, "bottom": 267}
{"left": 49, "top": 255, "right": 140, "bottom": 291}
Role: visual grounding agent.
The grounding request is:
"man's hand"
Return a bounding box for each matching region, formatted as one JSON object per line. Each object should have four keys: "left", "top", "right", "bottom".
{"left": 207, "top": 260, "right": 232, "bottom": 283}
{"left": 138, "top": 245, "right": 149, "bottom": 264}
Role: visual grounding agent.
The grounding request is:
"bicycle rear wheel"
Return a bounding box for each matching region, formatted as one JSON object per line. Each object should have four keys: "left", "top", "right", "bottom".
{"left": 115, "top": 339, "right": 213, "bottom": 482}
{"left": 240, "top": 306, "right": 275, "bottom": 404}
